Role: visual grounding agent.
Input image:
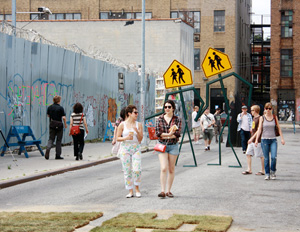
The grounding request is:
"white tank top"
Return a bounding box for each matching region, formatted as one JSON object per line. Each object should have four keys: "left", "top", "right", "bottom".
{"left": 122, "top": 121, "right": 139, "bottom": 143}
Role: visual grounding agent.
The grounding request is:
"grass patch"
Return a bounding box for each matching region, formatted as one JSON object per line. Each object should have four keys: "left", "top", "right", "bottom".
{"left": 0, "top": 211, "right": 103, "bottom": 232}
{"left": 91, "top": 212, "right": 232, "bottom": 232}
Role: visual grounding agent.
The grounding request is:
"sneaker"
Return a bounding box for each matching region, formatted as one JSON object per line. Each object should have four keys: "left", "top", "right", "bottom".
{"left": 271, "top": 174, "right": 276, "bottom": 180}
{"left": 205, "top": 147, "right": 208, "bottom": 151}
{"left": 135, "top": 192, "right": 142, "bottom": 198}
{"left": 208, "top": 146, "right": 210, "bottom": 150}
{"left": 55, "top": 156, "right": 64, "bottom": 160}
{"left": 45, "top": 149, "right": 50, "bottom": 160}
{"left": 243, "top": 151, "right": 246, "bottom": 154}
{"left": 264, "top": 175, "right": 270, "bottom": 180}
{"left": 126, "top": 193, "right": 134, "bottom": 198}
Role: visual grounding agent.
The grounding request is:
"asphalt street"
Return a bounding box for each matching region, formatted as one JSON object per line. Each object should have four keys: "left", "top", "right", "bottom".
{"left": 0, "top": 128, "right": 299, "bottom": 232}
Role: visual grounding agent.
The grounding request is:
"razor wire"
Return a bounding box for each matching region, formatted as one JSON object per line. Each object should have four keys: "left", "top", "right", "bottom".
{"left": 0, "top": 20, "right": 159, "bottom": 77}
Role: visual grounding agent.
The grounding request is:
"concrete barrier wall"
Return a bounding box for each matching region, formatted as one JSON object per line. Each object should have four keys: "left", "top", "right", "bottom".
{"left": 0, "top": 32, "right": 155, "bottom": 147}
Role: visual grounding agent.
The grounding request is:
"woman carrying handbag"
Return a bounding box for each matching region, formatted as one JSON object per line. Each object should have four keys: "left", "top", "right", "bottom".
{"left": 255, "top": 102, "right": 285, "bottom": 180}
{"left": 69, "top": 103, "right": 89, "bottom": 160}
{"left": 155, "top": 100, "right": 182, "bottom": 198}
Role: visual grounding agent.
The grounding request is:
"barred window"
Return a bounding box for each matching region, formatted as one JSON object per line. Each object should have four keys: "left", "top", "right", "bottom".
{"left": 281, "top": 10, "right": 293, "bottom": 38}
{"left": 280, "top": 49, "right": 293, "bottom": 77}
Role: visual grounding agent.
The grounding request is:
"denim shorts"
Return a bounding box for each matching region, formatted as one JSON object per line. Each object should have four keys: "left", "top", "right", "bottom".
{"left": 164, "top": 143, "right": 179, "bottom": 156}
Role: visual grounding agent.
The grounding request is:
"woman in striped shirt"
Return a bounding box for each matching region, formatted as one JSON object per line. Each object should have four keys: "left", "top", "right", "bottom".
{"left": 69, "top": 103, "right": 89, "bottom": 160}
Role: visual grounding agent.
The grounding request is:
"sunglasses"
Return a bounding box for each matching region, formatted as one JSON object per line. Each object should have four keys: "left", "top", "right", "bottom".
{"left": 265, "top": 108, "right": 272, "bottom": 110}
{"left": 164, "top": 106, "right": 172, "bottom": 109}
{"left": 133, "top": 111, "right": 139, "bottom": 114}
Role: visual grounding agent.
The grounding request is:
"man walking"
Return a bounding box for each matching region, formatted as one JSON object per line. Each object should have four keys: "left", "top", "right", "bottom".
{"left": 213, "top": 107, "right": 223, "bottom": 143}
{"left": 45, "top": 95, "right": 67, "bottom": 160}
{"left": 237, "top": 105, "right": 252, "bottom": 154}
{"left": 192, "top": 106, "right": 201, "bottom": 145}
{"left": 200, "top": 108, "right": 215, "bottom": 151}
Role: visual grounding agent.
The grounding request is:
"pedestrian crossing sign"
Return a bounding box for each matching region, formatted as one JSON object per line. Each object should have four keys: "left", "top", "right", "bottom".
{"left": 163, "top": 60, "right": 193, "bottom": 89}
{"left": 202, "top": 48, "right": 232, "bottom": 78}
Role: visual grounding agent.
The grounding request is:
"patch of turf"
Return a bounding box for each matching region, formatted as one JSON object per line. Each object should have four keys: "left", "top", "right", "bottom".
{"left": 91, "top": 212, "right": 232, "bottom": 232}
{"left": 0, "top": 211, "right": 103, "bottom": 232}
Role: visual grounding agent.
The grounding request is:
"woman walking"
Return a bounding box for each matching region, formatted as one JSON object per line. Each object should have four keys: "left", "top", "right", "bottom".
{"left": 255, "top": 102, "right": 285, "bottom": 180}
{"left": 155, "top": 100, "right": 182, "bottom": 198}
{"left": 69, "top": 103, "right": 89, "bottom": 160}
{"left": 117, "top": 105, "right": 143, "bottom": 198}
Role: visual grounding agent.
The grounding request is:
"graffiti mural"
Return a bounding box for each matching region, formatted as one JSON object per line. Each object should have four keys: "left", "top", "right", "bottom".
{"left": 278, "top": 100, "right": 295, "bottom": 121}
{"left": 0, "top": 31, "right": 155, "bottom": 147}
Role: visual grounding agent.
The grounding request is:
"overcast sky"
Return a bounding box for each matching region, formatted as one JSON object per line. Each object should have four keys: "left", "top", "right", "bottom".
{"left": 251, "top": 0, "right": 270, "bottom": 24}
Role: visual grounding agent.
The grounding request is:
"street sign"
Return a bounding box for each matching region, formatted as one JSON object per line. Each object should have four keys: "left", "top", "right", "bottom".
{"left": 202, "top": 48, "right": 232, "bottom": 78}
{"left": 163, "top": 60, "right": 193, "bottom": 89}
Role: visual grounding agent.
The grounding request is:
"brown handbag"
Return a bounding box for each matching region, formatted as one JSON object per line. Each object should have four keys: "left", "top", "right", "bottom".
{"left": 273, "top": 115, "right": 280, "bottom": 137}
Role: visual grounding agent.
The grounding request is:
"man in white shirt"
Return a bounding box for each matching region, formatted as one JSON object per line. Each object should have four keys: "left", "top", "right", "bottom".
{"left": 192, "top": 106, "right": 201, "bottom": 145}
{"left": 237, "top": 105, "right": 252, "bottom": 154}
{"left": 200, "top": 108, "right": 215, "bottom": 151}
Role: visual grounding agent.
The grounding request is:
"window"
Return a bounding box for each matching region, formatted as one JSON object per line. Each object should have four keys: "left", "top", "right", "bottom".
{"left": 252, "top": 52, "right": 259, "bottom": 66}
{"left": 101, "top": 12, "right": 152, "bottom": 19}
{"left": 281, "top": 10, "right": 293, "bottom": 38}
{"left": 171, "top": 11, "right": 200, "bottom": 33}
{"left": 0, "top": 14, "right": 12, "bottom": 20}
{"left": 215, "top": 48, "right": 225, "bottom": 53}
{"left": 214, "top": 10, "right": 225, "bottom": 32}
{"left": 194, "top": 48, "right": 200, "bottom": 71}
{"left": 118, "top": 73, "right": 125, "bottom": 93}
{"left": 280, "top": 49, "right": 293, "bottom": 77}
{"left": 31, "top": 13, "right": 81, "bottom": 20}
{"left": 252, "top": 74, "right": 259, "bottom": 88}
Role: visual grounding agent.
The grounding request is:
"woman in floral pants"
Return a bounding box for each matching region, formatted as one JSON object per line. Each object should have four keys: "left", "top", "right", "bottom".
{"left": 117, "top": 105, "right": 143, "bottom": 198}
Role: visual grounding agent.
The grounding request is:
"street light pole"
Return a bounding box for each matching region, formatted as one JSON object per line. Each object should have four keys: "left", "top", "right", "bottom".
{"left": 141, "top": 0, "right": 146, "bottom": 143}
{"left": 12, "top": 0, "right": 16, "bottom": 34}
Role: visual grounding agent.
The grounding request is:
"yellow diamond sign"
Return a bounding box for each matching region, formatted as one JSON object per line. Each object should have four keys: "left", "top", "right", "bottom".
{"left": 202, "top": 48, "right": 232, "bottom": 78}
{"left": 163, "top": 60, "right": 193, "bottom": 89}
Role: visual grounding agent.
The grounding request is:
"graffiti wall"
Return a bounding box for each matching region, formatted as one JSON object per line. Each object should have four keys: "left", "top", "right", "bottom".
{"left": 0, "top": 32, "right": 155, "bottom": 147}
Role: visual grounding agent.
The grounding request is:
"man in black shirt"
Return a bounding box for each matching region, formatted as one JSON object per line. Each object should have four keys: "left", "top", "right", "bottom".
{"left": 45, "top": 95, "right": 67, "bottom": 160}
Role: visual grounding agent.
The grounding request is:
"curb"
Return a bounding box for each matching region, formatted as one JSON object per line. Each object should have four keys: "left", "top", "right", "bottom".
{"left": 0, "top": 140, "right": 192, "bottom": 189}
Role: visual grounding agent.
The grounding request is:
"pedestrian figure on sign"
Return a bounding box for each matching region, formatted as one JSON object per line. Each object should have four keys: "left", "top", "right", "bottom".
{"left": 177, "top": 65, "right": 185, "bottom": 84}
{"left": 170, "top": 68, "right": 178, "bottom": 84}
{"left": 213, "top": 52, "right": 224, "bottom": 70}
{"left": 208, "top": 56, "right": 217, "bottom": 72}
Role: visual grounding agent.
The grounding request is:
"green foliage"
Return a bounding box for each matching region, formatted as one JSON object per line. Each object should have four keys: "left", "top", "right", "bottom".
{"left": 91, "top": 212, "right": 232, "bottom": 232}
{"left": 0, "top": 212, "right": 103, "bottom": 232}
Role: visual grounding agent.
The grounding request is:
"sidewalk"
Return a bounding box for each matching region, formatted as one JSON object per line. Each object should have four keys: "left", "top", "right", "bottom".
{"left": 0, "top": 123, "right": 297, "bottom": 189}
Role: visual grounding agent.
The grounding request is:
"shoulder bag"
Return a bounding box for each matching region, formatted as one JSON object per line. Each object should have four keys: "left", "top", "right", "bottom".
{"left": 273, "top": 115, "right": 280, "bottom": 137}
{"left": 70, "top": 113, "right": 83, "bottom": 136}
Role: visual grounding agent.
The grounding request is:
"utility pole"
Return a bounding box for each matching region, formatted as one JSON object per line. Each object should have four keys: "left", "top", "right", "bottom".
{"left": 141, "top": 0, "right": 146, "bottom": 143}
{"left": 12, "top": 0, "right": 16, "bottom": 35}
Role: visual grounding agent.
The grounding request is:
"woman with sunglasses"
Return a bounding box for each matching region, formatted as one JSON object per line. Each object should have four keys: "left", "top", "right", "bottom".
{"left": 155, "top": 100, "right": 182, "bottom": 198}
{"left": 117, "top": 105, "right": 143, "bottom": 198}
{"left": 255, "top": 102, "right": 285, "bottom": 180}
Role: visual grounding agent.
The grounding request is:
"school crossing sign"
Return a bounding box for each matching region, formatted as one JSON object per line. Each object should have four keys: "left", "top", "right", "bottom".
{"left": 202, "top": 48, "right": 232, "bottom": 78}
{"left": 163, "top": 60, "right": 193, "bottom": 89}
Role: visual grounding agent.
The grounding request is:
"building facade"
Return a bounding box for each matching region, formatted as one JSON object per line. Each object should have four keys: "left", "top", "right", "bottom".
{"left": 271, "top": 0, "right": 299, "bottom": 122}
{"left": 1, "top": 0, "right": 252, "bottom": 113}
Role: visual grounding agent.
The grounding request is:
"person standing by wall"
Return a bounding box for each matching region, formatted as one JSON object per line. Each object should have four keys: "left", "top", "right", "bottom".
{"left": 237, "top": 105, "right": 252, "bottom": 154}
{"left": 213, "top": 107, "right": 223, "bottom": 143}
{"left": 200, "top": 108, "right": 215, "bottom": 151}
{"left": 69, "top": 103, "right": 89, "bottom": 160}
{"left": 255, "top": 102, "right": 285, "bottom": 180}
{"left": 192, "top": 106, "right": 201, "bottom": 145}
{"left": 112, "top": 107, "right": 126, "bottom": 146}
{"left": 155, "top": 100, "right": 182, "bottom": 198}
{"left": 242, "top": 105, "right": 264, "bottom": 175}
{"left": 45, "top": 95, "right": 67, "bottom": 160}
{"left": 117, "top": 105, "right": 143, "bottom": 198}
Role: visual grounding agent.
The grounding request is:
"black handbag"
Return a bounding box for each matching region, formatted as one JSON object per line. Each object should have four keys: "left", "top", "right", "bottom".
{"left": 50, "top": 120, "right": 63, "bottom": 130}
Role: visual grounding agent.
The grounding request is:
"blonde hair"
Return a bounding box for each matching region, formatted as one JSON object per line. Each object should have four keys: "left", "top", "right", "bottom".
{"left": 264, "top": 102, "right": 272, "bottom": 109}
{"left": 251, "top": 105, "right": 260, "bottom": 113}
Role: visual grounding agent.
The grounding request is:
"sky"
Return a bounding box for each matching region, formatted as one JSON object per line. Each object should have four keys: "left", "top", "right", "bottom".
{"left": 251, "top": 0, "right": 271, "bottom": 24}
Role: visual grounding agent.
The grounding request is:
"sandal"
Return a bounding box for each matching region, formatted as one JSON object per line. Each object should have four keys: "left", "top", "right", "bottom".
{"left": 242, "top": 170, "right": 252, "bottom": 175}
{"left": 255, "top": 171, "right": 265, "bottom": 176}
{"left": 158, "top": 192, "right": 166, "bottom": 198}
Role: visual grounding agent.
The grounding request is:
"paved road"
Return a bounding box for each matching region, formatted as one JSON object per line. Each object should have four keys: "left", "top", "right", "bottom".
{"left": 0, "top": 129, "right": 299, "bottom": 232}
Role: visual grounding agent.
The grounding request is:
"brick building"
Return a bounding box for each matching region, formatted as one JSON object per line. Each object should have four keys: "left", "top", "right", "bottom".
{"left": 271, "top": 0, "right": 299, "bottom": 122}
{"left": 1, "top": 0, "right": 251, "bottom": 112}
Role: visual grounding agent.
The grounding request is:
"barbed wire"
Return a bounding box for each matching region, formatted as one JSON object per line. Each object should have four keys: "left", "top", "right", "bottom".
{"left": 0, "top": 21, "right": 160, "bottom": 77}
